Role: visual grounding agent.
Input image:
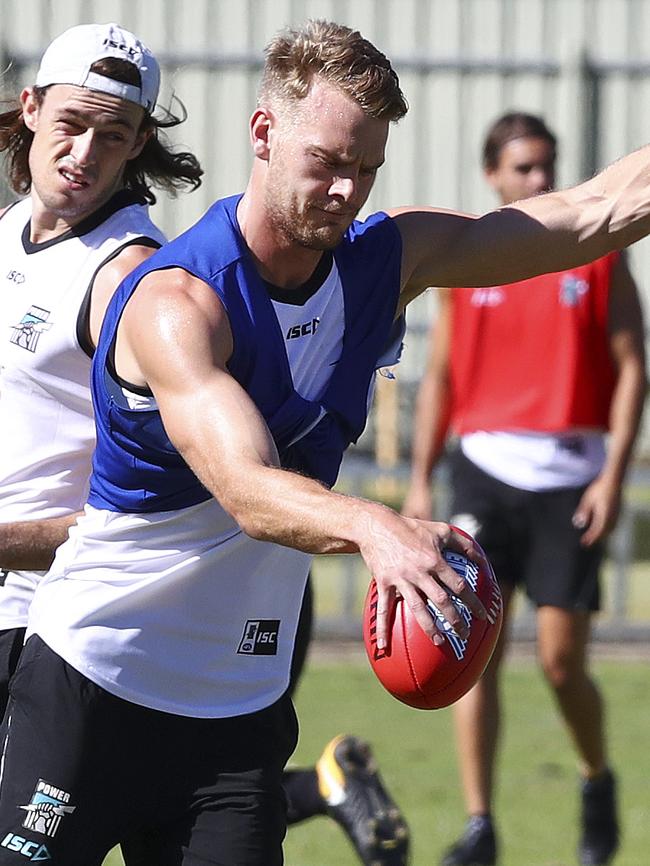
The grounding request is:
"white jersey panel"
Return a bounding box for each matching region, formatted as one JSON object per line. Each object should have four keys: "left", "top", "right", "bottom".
{"left": 271, "top": 262, "right": 344, "bottom": 399}
{"left": 0, "top": 569, "right": 42, "bottom": 629}
{"left": 460, "top": 430, "right": 607, "bottom": 491}
{"left": 29, "top": 499, "right": 312, "bottom": 717}
{"left": 0, "top": 197, "right": 164, "bottom": 519}
{"left": 0, "top": 196, "right": 164, "bottom": 628}
{"left": 28, "top": 261, "right": 352, "bottom": 717}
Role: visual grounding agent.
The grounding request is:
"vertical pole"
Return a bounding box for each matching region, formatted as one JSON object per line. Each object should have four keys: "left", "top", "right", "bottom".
{"left": 374, "top": 369, "right": 402, "bottom": 505}
{"left": 608, "top": 506, "right": 634, "bottom": 620}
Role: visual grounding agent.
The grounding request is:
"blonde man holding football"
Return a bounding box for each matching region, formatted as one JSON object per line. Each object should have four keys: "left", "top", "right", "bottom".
{"left": 2, "top": 22, "right": 650, "bottom": 866}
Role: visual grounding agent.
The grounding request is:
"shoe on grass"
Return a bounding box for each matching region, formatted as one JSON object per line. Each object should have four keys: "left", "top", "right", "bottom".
{"left": 316, "top": 734, "right": 410, "bottom": 866}
{"left": 440, "top": 815, "right": 497, "bottom": 866}
{"left": 579, "top": 769, "right": 619, "bottom": 865}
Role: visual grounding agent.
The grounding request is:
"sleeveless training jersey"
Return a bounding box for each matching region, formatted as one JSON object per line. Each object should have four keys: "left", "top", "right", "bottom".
{"left": 0, "top": 192, "right": 164, "bottom": 628}
{"left": 449, "top": 254, "right": 618, "bottom": 435}
{"left": 449, "top": 254, "right": 618, "bottom": 491}
{"left": 29, "top": 195, "right": 404, "bottom": 718}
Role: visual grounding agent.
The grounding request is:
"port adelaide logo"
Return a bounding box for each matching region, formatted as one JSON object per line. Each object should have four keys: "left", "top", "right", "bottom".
{"left": 9, "top": 306, "right": 52, "bottom": 353}
{"left": 1, "top": 779, "right": 75, "bottom": 861}
{"left": 238, "top": 620, "right": 280, "bottom": 655}
{"left": 20, "top": 779, "right": 75, "bottom": 837}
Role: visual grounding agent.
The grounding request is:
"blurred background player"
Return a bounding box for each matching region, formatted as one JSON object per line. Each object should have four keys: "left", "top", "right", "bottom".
{"left": 402, "top": 112, "right": 646, "bottom": 866}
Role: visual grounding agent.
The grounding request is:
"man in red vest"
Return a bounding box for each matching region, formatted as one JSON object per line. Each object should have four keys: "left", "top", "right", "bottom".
{"left": 403, "top": 112, "right": 646, "bottom": 866}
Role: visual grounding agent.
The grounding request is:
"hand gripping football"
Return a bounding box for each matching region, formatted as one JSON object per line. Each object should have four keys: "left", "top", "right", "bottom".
{"left": 362, "top": 530, "right": 503, "bottom": 710}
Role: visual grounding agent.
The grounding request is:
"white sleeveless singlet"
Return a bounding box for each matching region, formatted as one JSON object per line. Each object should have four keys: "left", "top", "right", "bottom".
{"left": 0, "top": 196, "right": 164, "bottom": 627}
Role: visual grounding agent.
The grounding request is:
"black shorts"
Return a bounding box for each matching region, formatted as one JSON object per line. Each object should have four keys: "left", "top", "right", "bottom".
{"left": 0, "top": 627, "right": 25, "bottom": 719}
{"left": 0, "top": 636, "right": 298, "bottom": 866}
{"left": 449, "top": 449, "right": 602, "bottom": 611}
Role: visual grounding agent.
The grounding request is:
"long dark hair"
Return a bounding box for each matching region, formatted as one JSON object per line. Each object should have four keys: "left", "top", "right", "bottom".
{"left": 0, "top": 57, "right": 202, "bottom": 202}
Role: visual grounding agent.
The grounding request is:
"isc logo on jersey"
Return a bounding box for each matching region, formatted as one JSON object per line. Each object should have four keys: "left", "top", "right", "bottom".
{"left": 285, "top": 317, "right": 320, "bottom": 340}
{"left": 0, "top": 835, "right": 50, "bottom": 861}
{"left": 237, "top": 619, "right": 280, "bottom": 655}
{"left": 6, "top": 269, "right": 25, "bottom": 284}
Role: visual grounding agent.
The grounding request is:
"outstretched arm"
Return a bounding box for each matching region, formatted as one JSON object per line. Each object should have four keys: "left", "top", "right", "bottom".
{"left": 573, "top": 256, "right": 647, "bottom": 545}
{"left": 402, "top": 289, "right": 454, "bottom": 520}
{"left": 392, "top": 144, "right": 650, "bottom": 308}
{"left": 119, "top": 269, "right": 488, "bottom": 649}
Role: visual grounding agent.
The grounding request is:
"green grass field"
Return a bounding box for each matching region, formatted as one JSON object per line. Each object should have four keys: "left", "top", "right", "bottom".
{"left": 102, "top": 649, "right": 649, "bottom": 866}
{"left": 101, "top": 470, "right": 650, "bottom": 864}
{"left": 285, "top": 651, "right": 649, "bottom": 866}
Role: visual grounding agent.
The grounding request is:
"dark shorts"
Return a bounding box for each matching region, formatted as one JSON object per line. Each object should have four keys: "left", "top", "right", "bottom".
{"left": 0, "top": 635, "right": 298, "bottom": 866}
{"left": 0, "top": 627, "right": 25, "bottom": 720}
{"left": 449, "top": 449, "right": 603, "bottom": 611}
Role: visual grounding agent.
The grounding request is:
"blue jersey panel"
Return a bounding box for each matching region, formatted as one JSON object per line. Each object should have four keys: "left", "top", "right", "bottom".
{"left": 89, "top": 196, "right": 403, "bottom": 511}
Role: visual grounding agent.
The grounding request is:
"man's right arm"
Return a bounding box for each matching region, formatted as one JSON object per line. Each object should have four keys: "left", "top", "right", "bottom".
{"left": 573, "top": 255, "right": 647, "bottom": 544}
{"left": 402, "top": 289, "right": 454, "bottom": 520}
{"left": 118, "top": 269, "right": 488, "bottom": 649}
{"left": 0, "top": 515, "right": 81, "bottom": 571}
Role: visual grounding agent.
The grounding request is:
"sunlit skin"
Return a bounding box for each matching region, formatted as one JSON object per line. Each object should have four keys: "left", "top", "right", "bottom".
{"left": 237, "top": 77, "right": 389, "bottom": 288}
{"left": 485, "top": 135, "right": 556, "bottom": 205}
{"left": 20, "top": 84, "right": 150, "bottom": 242}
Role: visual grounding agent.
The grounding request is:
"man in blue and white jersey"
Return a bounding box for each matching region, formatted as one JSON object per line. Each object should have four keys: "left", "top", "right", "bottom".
{"left": 2, "top": 17, "right": 650, "bottom": 866}
{"left": 0, "top": 22, "right": 407, "bottom": 866}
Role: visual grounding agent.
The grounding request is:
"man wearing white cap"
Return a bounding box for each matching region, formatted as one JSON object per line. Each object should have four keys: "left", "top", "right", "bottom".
{"left": 0, "top": 12, "right": 201, "bottom": 786}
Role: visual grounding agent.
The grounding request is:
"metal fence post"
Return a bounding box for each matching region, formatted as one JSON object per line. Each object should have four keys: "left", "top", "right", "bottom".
{"left": 608, "top": 505, "right": 634, "bottom": 619}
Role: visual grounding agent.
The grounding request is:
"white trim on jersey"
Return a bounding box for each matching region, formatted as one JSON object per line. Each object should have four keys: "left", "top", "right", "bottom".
{"left": 460, "top": 430, "right": 607, "bottom": 492}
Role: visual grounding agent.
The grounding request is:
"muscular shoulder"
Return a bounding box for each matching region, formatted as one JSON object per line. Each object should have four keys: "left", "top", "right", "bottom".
{"left": 134, "top": 266, "right": 223, "bottom": 312}
{"left": 103, "top": 266, "right": 233, "bottom": 396}
{"left": 127, "top": 267, "right": 233, "bottom": 364}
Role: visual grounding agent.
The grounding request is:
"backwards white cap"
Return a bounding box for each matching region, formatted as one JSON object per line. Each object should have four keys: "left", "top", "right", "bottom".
{"left": 35, "top": 22, "right": 160, "bottom": 112}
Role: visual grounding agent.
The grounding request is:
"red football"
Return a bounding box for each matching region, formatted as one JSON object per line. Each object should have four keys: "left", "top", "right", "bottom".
{"left": 362, "top": 531, "right": 503, "bottom": 710}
